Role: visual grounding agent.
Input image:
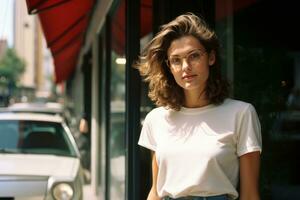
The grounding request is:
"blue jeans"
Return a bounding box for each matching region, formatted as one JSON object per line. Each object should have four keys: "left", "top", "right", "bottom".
{"left": 164, "top": 194, "right": 228, "bottom": 200}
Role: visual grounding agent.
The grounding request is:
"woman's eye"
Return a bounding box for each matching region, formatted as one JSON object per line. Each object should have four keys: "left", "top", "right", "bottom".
{"left": 189, "top": 52, "right": 201, "bottom": 60}
{"left": 170, "top": 58, "right": 181, "bottom": 65}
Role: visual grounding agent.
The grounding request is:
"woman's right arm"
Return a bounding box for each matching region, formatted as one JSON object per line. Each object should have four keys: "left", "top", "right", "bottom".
{"left": 147, "top": 152, "right": 161, "bottom": 200}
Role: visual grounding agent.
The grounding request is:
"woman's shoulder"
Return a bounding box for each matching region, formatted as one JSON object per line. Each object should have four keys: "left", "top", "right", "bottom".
{"left": 222, "top": 98, "right": 255, "bottom": 112}
{"left": 143, "top": 106, "right": 171, "bottom": 123}
{"left": 145, "top": 106, "right": 169, "bottom": 118}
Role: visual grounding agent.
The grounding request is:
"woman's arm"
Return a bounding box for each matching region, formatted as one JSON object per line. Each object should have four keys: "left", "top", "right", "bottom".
{"left": 147, "top": 152, "right": 161, "bottom": 200}
{"left": 239, "top": 151, "right": 261, "bottom": 200}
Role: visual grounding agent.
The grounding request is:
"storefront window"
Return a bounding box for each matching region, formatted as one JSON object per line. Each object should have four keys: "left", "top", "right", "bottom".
{"left": 140, "top": 0, "right": 154, "bottom": 119}
{"left": 215, "top": 1, "right": 300, "bottom": 199}
{"left": 139, "top": 0, "right": 153, "bottom": 198}
{"left": 109, "top": 0, "right": 126, "bottom": 199}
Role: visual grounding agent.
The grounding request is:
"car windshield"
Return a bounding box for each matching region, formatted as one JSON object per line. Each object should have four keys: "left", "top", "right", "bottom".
{"left": 0, "top": 120, "right": 77, "bottom": 157}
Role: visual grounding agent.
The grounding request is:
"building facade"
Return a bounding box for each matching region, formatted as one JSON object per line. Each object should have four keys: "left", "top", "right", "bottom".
{"left": 14, "top": 0, "right": 53, "bottom": 99}
{"left": 14, "top": 0, "right": 36, "bottom": 88}
{"left": 0, "top": 39, "right": 8, "bottom": 60}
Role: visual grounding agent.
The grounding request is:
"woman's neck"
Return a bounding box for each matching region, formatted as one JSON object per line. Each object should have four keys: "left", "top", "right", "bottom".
{"left": 183, "top": 89, "right": 209, "bottom": 108}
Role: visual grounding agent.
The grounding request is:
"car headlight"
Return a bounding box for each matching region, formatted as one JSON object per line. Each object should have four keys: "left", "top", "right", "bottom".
{"left": 52, "top": 183, "right": 74, "bottom": 200}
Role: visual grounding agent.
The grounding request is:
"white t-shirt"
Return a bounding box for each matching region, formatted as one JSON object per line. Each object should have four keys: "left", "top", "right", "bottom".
{"left": 138, "top": 99, "right": 262, "bottom": 199}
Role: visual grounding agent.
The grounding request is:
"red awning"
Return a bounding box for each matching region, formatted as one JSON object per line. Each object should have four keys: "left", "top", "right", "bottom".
{"left": 25, "top": 0, "right": 95, "bottom": 83}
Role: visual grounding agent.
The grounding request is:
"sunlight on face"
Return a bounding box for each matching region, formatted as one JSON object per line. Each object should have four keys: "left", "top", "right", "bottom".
{"left": 167, "top": 35, "right": 215, "bottom": 94}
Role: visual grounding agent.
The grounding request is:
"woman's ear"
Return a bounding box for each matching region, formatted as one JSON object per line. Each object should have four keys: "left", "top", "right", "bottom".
{"left": 208, "top": 50, "right": 216, "bottom": 66}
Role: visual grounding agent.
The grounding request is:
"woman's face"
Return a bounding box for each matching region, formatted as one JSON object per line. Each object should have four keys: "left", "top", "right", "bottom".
{"left": 167, "top": 35, "right": 215, "bottom": 94}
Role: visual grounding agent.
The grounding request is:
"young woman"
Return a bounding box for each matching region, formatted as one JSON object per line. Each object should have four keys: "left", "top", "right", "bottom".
{"left": 136, "top": 13, "right": 262, "bottom": 200}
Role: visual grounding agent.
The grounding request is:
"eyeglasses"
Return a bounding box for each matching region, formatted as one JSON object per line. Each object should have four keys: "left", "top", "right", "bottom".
{"left": 166, "top": 49, "right": 206, "bottom": 70}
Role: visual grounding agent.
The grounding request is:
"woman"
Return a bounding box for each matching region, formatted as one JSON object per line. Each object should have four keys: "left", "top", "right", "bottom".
{"left": 137, "top": 13, "right": 262, "bottom": 200}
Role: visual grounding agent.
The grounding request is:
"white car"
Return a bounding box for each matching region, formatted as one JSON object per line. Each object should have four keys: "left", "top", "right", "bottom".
{"left": 0, "top": 112, "right": 84, "bottom": 200}
{"left": 6, "top": 102, "right": 65, "bottom": 115}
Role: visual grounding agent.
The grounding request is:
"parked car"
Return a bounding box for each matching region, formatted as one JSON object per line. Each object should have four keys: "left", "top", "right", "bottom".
{"left": 269, "top": 110, "right": 300, "bottom": 199}
{"left": 0, "top": 112, "right": 84, "bottom": 200}
{"left": 271, "top": 110, "right": 300, "bottom": 140}
{"left": 5, "top": 102, "right": 64, "bottom": 115}
{"left": 4, "top": 102, "right": 92, "bottom": 181}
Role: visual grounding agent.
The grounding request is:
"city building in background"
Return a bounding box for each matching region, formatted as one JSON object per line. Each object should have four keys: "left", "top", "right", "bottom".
{"left": 0, "top": 39, "right": 9, "bottom": 106}
{"left": 14, "top": 0, "right": 36, "bottom": 88}
{"left": 0, "top": 39, "right": 8, "bottom": 60}
{"left": 14, "top": 0, "right": 54, "bottom": 101}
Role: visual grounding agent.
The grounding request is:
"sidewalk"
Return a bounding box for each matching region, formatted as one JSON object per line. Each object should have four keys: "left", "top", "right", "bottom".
{"left": 83, "top": 184, "right": 98, "bottom": 200}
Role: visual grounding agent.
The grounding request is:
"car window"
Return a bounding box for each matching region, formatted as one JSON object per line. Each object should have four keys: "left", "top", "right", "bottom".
{"left": 0, "top": 120, "right": 77, "bottom": 157}
{"left": 0, "top": 121, "right": 19, "bottom": 148}
{"left": 272, "top": 111, "right": 300, "bottom": 140}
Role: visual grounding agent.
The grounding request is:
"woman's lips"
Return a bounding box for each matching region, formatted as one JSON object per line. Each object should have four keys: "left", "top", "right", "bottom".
{"left": 182, "top": 74, "right": 197, "bottom": 80}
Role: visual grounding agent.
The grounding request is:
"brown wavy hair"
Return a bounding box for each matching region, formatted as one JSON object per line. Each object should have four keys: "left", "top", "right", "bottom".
{"left": 136, "top": 13, "right": 229, "bottom": 110}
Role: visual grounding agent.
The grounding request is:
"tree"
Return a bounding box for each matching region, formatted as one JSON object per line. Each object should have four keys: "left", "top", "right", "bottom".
{"left": 0, "top": 48, "right": 25, "bottom": 85}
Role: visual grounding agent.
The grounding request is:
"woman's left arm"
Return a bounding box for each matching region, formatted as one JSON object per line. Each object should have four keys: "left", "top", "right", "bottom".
{"left": 239, "top": 151, "right": 261, "bottom": 200}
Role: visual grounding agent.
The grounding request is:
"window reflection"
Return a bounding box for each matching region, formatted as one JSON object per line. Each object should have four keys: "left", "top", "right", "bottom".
{"left": 139, "top": 1, "right": 154, "bottom": 199}
{"left": 215, "top": 1, "right": 300, "bottom": 199}
{"left": 109, "top": 1, "right": 126, "bottom": 199}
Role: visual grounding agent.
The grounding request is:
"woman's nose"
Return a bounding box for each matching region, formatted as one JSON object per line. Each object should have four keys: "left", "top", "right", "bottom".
{"left": 181, "top": 58, "right": 191, "bottom": 71}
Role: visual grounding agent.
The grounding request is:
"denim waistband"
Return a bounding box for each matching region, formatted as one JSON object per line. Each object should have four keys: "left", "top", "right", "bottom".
{"left": 164, "top": 194, "right": 228, "bottom": 200}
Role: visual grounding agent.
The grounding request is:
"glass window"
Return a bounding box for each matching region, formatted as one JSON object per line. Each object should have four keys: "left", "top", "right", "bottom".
{"left": 140, "top": 0, "right": 154, "bottom": 120}
{"left": 109, "top": 0, "right": 126, "bottom": 199}
{"left": 0, "top": 120, "right": 76, "bottom": 157}
{"left": 139, "top": 0, "right": 153, "bottom": 199}
{"left": 215, "top": 1, "right": 300, "bottom": 199}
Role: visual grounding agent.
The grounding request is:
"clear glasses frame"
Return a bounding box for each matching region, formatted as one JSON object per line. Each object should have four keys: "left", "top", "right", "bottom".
{"left": 166, "top": 49, "right": 206, "bottom": 70}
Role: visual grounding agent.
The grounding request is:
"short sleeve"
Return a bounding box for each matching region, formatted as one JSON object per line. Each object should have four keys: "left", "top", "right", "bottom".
{"left": 138, "top": 115, "right": 157, "bottom": 151}
{"left": 237, "top": 104, "right": 262, "bottom": 156}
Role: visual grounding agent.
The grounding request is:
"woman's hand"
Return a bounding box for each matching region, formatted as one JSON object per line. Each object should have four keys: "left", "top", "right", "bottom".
{"left": 147, "top": 187, "right": 161, "bottom": 200}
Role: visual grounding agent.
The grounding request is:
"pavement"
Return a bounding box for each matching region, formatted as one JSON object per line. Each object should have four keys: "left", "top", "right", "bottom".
{"left": 83, "top": 184, "right": 98, "bottom": 200}
{"left": 82, "top": 156, "right": 125, "bottom": 200}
